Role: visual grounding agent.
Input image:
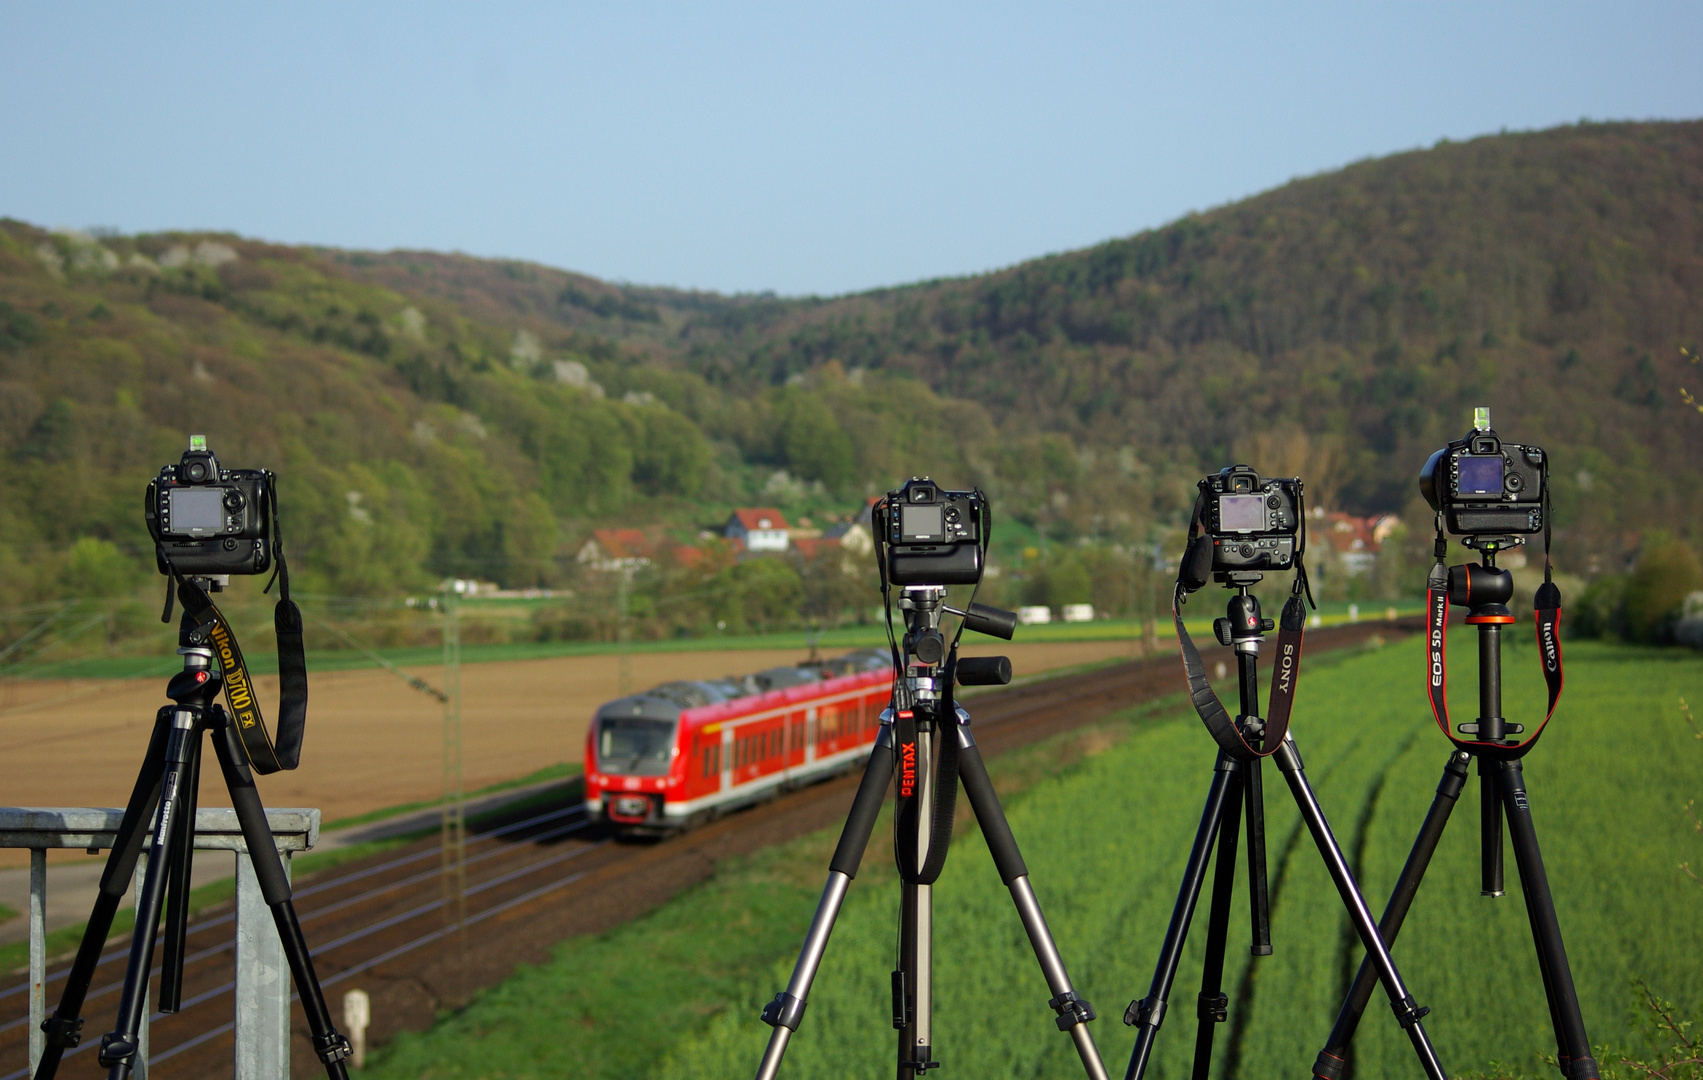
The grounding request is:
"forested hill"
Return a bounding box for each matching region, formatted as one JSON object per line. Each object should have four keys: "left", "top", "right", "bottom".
{"left": 1, "top": 120, "right": 1699, "bottom": 602}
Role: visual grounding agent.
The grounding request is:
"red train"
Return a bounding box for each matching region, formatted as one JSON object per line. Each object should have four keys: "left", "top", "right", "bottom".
{"left": 583, "top": 649, "right": 894, "bottom": 831}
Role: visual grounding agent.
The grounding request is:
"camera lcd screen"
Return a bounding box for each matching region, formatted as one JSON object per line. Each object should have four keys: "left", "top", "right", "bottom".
{"left": 900, "top": 504, "right": 944, "bottom": 541}
{"left": 1219, "top": 494, "right": 1266, "bottom": 532}
{"left": 169, "top": 488, "right": 226, "bottom": 533}
{"left": 1456, "top": 455, "right": 1504, "bottom": 496}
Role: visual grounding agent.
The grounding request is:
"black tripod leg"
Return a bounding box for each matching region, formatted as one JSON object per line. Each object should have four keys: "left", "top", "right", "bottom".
{"left": 1313, "top": 750, "right": 1470, "bottom": 1080}
{"left": 1124, "top": 752, "right": 1239, "bottom": 1080}
{"left": 34, "top": 712, "right": 172, "bottom": 1080}
{"left": 209, "top": 715, "right": 353, "bottom": 1080}
{"left": 1481, "top": 757, "right": 1505, "bottom": 896}
{"left": 1271, "top": 737, "right": 1450, "bottom": 1080}
{"left": 1500, "top": 761, "right": 1599, "bottom": 1080}
{"left": 1243, "top": 756, "right": 1272, "bottom": 956}
{"left": 955, "top": 727, "right": 1109, "bottom": 1080}
{"left": 159, "top": 740, "right": 201, "bottom": 1012}
{"left": 1189, "top": 767, "right": 1245, "bottom": 1080}
{"left": 754, "top": 730, "right": 897, "bottom": 1080}
{"left": 99, "top": 713, "right": 201, "bottom": 1078}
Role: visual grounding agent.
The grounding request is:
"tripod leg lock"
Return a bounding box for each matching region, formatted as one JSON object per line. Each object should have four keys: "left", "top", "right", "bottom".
{"left": 761, "top": 992, "right": 808, "bottom": 1032}
{"left": 1196, "top": 991, "right": 1229, "bottom": 1024}
{"left": 1390, "top": 995, "right": 1431, "bottom": 1029}
{"left": 1312, "top": 1049, "right": 1348, "bottom": 1080}
{"left": 97, "top": 1031, "right": 137, "bottom": 1068}
{"left": 1048, "top": 990, "right": 1097, "bottom": 1031}
{"left": 314, "top": 1030, "right": 354, "bottom": 1065}
{"left": 41, "top": 1014, "right": 84, "bottom": 1048}
{"left": 1123, "top": 995, "right": 1165, "bottom": 1030}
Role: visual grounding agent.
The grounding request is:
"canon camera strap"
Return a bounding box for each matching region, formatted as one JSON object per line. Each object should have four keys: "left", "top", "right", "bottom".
{"left": 158, "top": 476, "right": 308, "bottom": 774}
{"left": 1173, "top": 488, "right": 1315, "bottom": 762}
{"left": 1424, "top": 492, "right": 1564, "bottom": 757}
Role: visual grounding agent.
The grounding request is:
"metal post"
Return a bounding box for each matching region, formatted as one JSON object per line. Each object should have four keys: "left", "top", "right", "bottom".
{"left": 0, "top": 807, "right": 321, "bottom": 1080}
{"left": 441, "top": 591, "right": 467, "bottom": 998}
{"left": 616, "top": 567, "right": 633, "bottom": 695}
{"left": 29, "top": 849, "right": 45, "bottom": 1076}
{"left": 236, "top": 850, "right": 292, "bottom": 1080}
{"left": 130, "top": 854, "right": 149, "bottom": 1080}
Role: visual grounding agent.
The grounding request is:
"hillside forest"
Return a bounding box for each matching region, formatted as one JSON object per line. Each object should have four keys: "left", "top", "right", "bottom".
{"left": 1, "top": 120, "right": 1701, "bottom": 650}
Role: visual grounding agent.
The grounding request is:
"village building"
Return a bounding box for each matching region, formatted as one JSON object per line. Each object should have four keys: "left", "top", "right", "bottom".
{"left": 576, "top": 528, "right": 654, "bottom": 572}
{"left": 724, "top": 508, "right": 790, "bottom": 552}
{"left": 1307, "top": 507, "right": 1402, "bottom": 577}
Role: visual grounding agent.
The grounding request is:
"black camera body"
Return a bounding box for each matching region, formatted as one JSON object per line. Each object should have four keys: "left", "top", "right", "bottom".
{"left": 1200, "top": 465, "right": 1301, "bottom": 574}
{"left": 1419, "top": 418, "right": 1546, "bottom": 537}
{"left": 877, "top": 477, "right": 985, "bottom": 586}
{"left": 145, "top": 439, "right": 273, "bottom": 576}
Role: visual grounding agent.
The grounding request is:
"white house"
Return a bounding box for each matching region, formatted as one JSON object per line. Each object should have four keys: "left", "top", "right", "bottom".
{"left": 725, "top": 508, "right": 791, "bottom": 553}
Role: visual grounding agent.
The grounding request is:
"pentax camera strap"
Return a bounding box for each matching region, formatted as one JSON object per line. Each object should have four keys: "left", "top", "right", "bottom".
{"left": 1173, "top": 489, "right": 1315, "bottom": 762}
{"left": 891, "top": 665, "right": 961, "bottom": 887}
{"left": 158, "top": 477, "right": 308, "bottom": 774}
{"left": 1424, "top": 492, "right": 1564, "bottom": 758}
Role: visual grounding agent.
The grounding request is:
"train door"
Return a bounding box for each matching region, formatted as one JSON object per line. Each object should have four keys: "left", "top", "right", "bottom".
{"left": 720, "top": 724, "right": 733, "bottom": 793}
{"left": 804, "top": 707, "right": 817, "bottom": 765}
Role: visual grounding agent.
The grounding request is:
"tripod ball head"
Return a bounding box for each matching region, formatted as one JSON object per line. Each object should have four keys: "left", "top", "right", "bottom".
{"left": 1447, "top": 563, "right": 1514, "bottom": 622}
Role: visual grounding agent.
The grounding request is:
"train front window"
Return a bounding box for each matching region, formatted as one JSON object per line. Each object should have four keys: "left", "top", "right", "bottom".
{"left": 598, "top": 718, "right": 675, "bottom": 776}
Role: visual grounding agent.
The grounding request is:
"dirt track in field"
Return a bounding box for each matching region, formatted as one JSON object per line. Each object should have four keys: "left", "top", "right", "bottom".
{"left": 0, "top": 639, "right": 1143, "bottom": 867}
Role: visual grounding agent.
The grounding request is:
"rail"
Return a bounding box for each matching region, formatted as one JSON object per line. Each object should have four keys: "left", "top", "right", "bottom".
{"left": 0, "top": 807, "right": 318, "bottom": 1080}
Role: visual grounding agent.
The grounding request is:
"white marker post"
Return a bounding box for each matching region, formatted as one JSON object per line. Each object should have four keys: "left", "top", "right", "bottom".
{"left": 342, "top": 990, "right": 371, "bottom": 1068}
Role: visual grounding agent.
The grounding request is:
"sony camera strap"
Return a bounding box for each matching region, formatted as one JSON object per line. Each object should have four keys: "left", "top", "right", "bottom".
{"left": 1173, "top": 488, "right": 1314, "bottom": 762}
{"left": 1424, "top": 488, "right": 1564, "bottom": 757}
{"left": 158, "top": 474, "right": 308, "bottom": 774}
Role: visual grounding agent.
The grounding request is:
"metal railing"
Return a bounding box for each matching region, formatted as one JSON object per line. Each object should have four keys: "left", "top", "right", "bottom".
{"left": 0, "top": 806, "right": 319, "bottom": 1080}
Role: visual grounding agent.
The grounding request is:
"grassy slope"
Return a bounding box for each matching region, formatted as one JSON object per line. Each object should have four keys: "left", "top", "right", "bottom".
{"left": 358, "top": 639, "right": 1702, "bottom": 1080}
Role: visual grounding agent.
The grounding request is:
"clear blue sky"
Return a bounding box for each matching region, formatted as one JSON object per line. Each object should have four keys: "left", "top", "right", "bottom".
{"left": 3, "top": 2, "right": 1700, "bottom": 296}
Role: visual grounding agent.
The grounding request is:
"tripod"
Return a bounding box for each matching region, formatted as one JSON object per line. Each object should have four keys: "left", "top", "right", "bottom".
{"left": 35, "top": 579, "right": 351, "bottom": 1080}
{"left": 754, "top": 585, "right": 1109, "bottom": 1080}
{"left": 1123, "top": 574, "right": 1448, "bottom": 1080}
{"left": 1313, "top": 538, "right": 1597, "bottom": 1080}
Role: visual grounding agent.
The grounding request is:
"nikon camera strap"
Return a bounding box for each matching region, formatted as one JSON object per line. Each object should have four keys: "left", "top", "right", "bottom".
{"left": 1173, "top": 488, "right": 1315, "bottom": 762}
{"left": 159, "top": 476, "right": 308, "bottom": 774}
{"left": 1424, "top": 490, "right": 1564, "bottom": 758}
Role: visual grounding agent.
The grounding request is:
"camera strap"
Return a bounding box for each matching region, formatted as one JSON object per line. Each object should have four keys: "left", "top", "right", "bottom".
{"left": 1424, "top": 503, "right": 1564, "bottom": 757}
{"left": 157, "top": 476, "right": 308, "bottom": 774}
{"left": 892, "top": 659, "right": 961, "bottom": 886}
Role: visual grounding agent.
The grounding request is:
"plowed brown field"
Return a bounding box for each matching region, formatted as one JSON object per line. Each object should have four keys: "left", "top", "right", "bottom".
{"left": 0, "top": 639, "right": 1142, "bottom": 866}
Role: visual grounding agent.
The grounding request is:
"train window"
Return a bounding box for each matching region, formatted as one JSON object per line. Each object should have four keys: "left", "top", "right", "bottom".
{"left": 598, "top": 717, "right": 674, "bottom": 777}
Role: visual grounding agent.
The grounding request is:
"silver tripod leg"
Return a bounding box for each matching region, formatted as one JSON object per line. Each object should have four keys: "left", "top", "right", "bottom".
{"left": 1010, "top": 875, "right": 1110, "bottom": 1080}
{"left": 754, "top": 871, "right": 853, "bottom": 1080}
{"left": 897, "top": 727, "right": 938, "bottom": 1077}
{"left": 954, "top": 721, "right": 1109, "bottom": 1080}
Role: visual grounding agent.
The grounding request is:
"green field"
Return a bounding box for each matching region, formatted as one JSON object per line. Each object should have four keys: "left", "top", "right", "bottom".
{"left": 361, "top": 637, "right": 1701, "bottom": 1080}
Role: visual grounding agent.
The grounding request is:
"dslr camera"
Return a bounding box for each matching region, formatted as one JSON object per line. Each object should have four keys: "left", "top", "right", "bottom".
{"left": 1419, "top": 407, "right": 1546, "bottom": 536}
{"left": 145, "top": 435, "right": 274, "bottom": 576}
{"left": 1199, "top": 465, "right": 1301, "bottom": 574}
{"left": 876, "top": 477, "right": 986, "bottom": 586}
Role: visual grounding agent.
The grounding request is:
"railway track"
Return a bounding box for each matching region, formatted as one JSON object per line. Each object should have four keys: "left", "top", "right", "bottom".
{"left": 0, "top": 618, "right": 1415, "bottom": 1078}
